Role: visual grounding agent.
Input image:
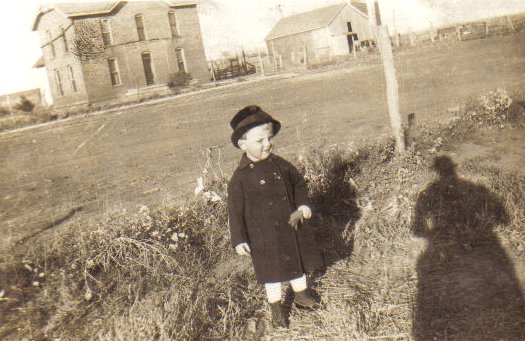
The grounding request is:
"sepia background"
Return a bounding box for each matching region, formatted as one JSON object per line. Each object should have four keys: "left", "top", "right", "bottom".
{"left": 1, "top": 0, "right": 525, "bottom": 340}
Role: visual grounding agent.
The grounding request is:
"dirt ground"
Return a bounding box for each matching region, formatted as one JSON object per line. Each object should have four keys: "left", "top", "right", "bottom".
{"left": 1, "top": 32, "right": 524, "bottom": 246}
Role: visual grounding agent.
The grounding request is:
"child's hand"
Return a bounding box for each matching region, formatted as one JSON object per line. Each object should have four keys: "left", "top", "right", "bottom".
{"left": 235, "top": 243, "right": 251, "bottom": 256}
{"left": 289, "top": 206, "right": 312, "bottom": 229}
{"left": 289, "top": 210, "right": 304, "bottom": 229}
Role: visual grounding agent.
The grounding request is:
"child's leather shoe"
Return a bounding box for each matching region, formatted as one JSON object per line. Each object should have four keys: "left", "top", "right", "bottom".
{"left": 294, "top": 289, "right": 321, "bottom": 309}
{"left": 269, "top": 301, "right": 288, "bottom": 329}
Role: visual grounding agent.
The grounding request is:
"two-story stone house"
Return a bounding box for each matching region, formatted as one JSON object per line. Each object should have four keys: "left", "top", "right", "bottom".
{"left": 32, "top": 1, "right": 209, "bottom": 108}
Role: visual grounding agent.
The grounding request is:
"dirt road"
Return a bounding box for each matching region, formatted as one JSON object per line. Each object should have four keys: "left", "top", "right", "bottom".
{"left": 1, "top": 33, "right": 524, "bottom": 244}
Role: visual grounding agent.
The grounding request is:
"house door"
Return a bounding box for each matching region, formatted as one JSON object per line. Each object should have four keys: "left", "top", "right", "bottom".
{"left": 141, "top": 52, "right": 155, "bottom": 85}
{"left": 347, "top": 22, "right": 358, "bottom": 53}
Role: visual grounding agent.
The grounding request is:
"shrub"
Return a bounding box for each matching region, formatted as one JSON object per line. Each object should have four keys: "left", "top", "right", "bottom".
{"left": 460, "top": 88, "right": 521, "bottom": 128}
{"left": 168, "top": 72, "right": 192, "bottom": 89}
{"left": 0, "top": 106, "right": 10, "bottom": 116}
{"left": 14, "top": 96, "right": 35, "bottom": 113}
{"left": 480, "top": 88, "right": 512, "bottom": 114}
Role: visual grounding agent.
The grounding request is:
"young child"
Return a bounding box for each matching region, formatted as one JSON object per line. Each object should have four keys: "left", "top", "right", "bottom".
{"left": 227, "top": 105, "right": 323, "bottom": 328}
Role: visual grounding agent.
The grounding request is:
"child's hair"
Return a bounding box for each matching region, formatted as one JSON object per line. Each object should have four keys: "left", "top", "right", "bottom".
{"left": 238, "top": 122, "right": 274, "bottom": 143}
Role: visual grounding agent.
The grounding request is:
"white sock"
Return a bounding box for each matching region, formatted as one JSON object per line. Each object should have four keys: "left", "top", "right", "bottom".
{"left": 265, "top": 282, "right": 282, "bottom": 303}
{"left": 290, "top": 274, "right": 307, "bottom": 292}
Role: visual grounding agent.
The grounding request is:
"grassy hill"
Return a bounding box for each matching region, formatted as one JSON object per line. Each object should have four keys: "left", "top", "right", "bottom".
{"left": 1, "top": 89, "right": 524, "bottom": 340}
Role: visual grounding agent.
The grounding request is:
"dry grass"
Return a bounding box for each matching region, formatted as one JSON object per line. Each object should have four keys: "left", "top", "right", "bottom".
{"left": 0, "top": 108, "right": 59, "bottom": 132}
{"left": 1, "top": 90, "right": 524, "bottom": 340}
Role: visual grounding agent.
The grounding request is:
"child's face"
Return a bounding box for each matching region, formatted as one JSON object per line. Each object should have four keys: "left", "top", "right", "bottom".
{"left": 239, "top": 123, "right": 274, "bottom": 161}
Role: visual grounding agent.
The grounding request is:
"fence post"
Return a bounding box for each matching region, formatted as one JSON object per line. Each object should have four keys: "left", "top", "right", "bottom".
{"left": 409, "top": 28, "right": 416, "bottom": 47}
{"left": 377, "top": 25, "right": 405, "bottom": 153}
{"left": 506, "top": 16, "right": 515, "bottom": 33}
{"left": 394, "top": 33, "right": 400, "bottom": 48}
{"left": 456, "top": 25, "right": 462, "bottom": 41}
{"left": 258, "top": 50, "right": 265, "bottom": 77}
{"left": 210, "top": 60, "right": 217, "bottom": 83}
{"left": 242, "top": 48, "right": 247, "bottom": 74}
{"left": 366, "top": 0, "right": 405, "bottom": 153}
{"left": 235, "top": 53, "right": 241, "bottom": 77}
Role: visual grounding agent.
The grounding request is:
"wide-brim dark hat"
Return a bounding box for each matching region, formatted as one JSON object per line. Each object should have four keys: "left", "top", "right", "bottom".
{"left": 230, "top": 105, "right": 281, "bottom": 148}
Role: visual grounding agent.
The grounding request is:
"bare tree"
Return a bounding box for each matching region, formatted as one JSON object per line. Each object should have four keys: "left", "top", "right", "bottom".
{"left": 69, "top": 20, "right": 109, "bottom": 63}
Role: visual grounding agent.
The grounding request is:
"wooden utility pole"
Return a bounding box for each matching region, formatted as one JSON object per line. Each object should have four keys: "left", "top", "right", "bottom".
{"left": 366, "top": 0, "right": 405, "bottom": 153}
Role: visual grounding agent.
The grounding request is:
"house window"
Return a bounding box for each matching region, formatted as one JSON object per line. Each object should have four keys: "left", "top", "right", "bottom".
{"left": 135, "top": 15, "right": 146, "bottom": 41}
{"left": 47, "top": 30, "right": 56, "bottom": 58}
{"left": 100, "top": 19, "right": 113, "bottom": 46}
{"left": 61, "top": 26, "right": 68, "bottom": 52}
{"left": 141, "top": 52, "right": 155, "bottom": 85}
{"left": 54, "top": 69, "right": 64, "bottom": 96}
{"left": 175, "top": 48, "right": 186, "bottom": 73}
{"left": 67, "top": 65, "right": 77, "bottom": 92}
{"left": 168, "top": 11, "right": 179, "bottom": 37}
{"left": 107, "top": 58, "right": 122, "bottom": 86}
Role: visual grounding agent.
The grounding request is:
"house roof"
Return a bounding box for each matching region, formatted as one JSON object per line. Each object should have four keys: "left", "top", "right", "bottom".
{"left": 50, "top": 2, "right": 120, "bottom": 17}
{"left": 350, "top": 2, "right": 368, "bottom": 16}
{"left": 32, "top": 1, "right": 197, "bottom": 31}
{"left": 33, "top": 55, "right": 45, "bottom": 68}
{"left": 165, "top": 1, "right": 198, "bottom": 7}
{"left": 265, "top": 2, "right": 368, "bottom": 41}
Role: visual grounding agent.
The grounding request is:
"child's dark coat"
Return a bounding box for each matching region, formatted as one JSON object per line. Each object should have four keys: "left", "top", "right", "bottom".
{"left": 228, "top": 153, "right": 323, "bottom": 283}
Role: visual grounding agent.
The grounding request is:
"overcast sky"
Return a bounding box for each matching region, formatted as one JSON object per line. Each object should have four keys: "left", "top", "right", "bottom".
{"left": 1, "top": 0, "right": 524, "bottom": 97}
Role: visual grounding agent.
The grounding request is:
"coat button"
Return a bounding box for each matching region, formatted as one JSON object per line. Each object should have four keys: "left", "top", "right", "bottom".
{"left": 249, "top": 164, "right": 254, "bottom": 169}
{"left": 282, "top": 196, "right": 287, "bottom": 201}
{"left": 260, "top": 179, "right": 266, "bottom": 185}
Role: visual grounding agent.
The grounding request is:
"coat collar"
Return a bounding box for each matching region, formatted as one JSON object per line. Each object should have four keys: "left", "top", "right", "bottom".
{"left": 237, "top": 153, "right": 274, "bottom": 169}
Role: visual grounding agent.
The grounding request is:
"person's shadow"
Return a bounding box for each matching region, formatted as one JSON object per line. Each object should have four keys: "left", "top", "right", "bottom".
{"left": 411, "top": 155, "right": 525, "bottom": 341}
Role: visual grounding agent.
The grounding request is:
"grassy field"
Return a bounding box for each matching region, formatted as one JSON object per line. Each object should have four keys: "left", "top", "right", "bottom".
{"left": 0, "top": 32, "right": 525, "bottom": 340}
{"left": 1, "top": 32, "right": 524, "bottom": 246}
{"left": 1, "top": 88, "right": 524, "bottom": 340}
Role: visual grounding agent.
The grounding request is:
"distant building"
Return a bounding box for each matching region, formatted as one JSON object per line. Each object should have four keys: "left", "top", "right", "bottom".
{"left": 32, "top": 1, "right": 208, "bottom": 108}
{"left": 0, "top": 89, "right": 44, "bottom": 111}
{"left": 265, "top": 2, "right": 372, "bottom": 66}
